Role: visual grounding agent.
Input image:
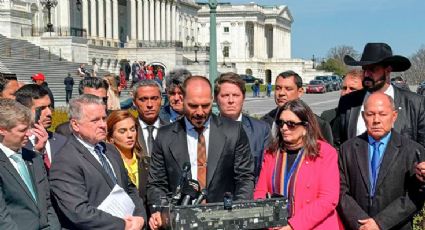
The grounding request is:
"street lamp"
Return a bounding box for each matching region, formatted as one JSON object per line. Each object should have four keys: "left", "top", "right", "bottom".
{"left": 208, "top": 0, "right": 218, "bottom": 84}
{"left": 312, "top": 54, "right": 316, "bottom": 69}
{"left": 194, "top": 44, "right": 199, "bottom": 63}
{"left": 76, "top": 0, "right": 82, "bottom": 11}
{"left": 40, "top": 0, "right": 58, "bottom": 33}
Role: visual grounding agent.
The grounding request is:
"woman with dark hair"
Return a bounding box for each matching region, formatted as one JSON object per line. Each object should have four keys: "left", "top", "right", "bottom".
{"left": 254, "top": 99, "right": 341, "bottom": 230}
{"left": 106, "top": 110, "right": 149, "bottom": 205}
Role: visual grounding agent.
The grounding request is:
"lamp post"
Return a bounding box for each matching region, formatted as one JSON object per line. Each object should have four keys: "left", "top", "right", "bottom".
{"left": 208, "top": 0, "right": 218, "bottom": 84}
{"left": 40, "top": 0, "right": 58, "bottom": 33}
{"left": 194, "top": 43, "right": 199, "bottom": 63}
{"left": 312, "top": 54, "right": 316, "bottom": 69}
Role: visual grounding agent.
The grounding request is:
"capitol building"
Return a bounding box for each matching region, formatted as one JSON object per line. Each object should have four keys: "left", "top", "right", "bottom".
{"left": 0, "top": 0, "right": 319, "bottom": 83}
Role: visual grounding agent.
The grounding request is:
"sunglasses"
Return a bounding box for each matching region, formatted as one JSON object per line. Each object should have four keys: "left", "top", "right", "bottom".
{"left": 276, "top": 119, "right": 307, "bottom": 129}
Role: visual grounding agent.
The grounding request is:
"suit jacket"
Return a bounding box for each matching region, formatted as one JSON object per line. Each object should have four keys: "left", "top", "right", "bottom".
{"left": 137, "top": 117, "right": 169, "bottom": 158}
{"left": 24, "top": 131, "right": 67, "bottom": 162}
{"left": 0, "top": 148, "right": 60, "bottom": 230}
{"left": 159, "top": 105, "right": 182, "bottom": 123}
{"left": 64, "top": 76, "right": 74, "bottom": 91}
{"left": 54, "top": 121, "right": 72, "bottom": 137}
{"left": 261, "top": 107, "right": 334, "bottom": 144}
{"left": 147, "top": 115, "right": 254, "bottom": 212}
{"left": 241, "top": 114, "right": 270, "bottom": 181}
{"left": 254, "top": 141, "right": 341, "bottom": 230}
{"left": 334, "top": 87, "right": 425, "bottom": 147}
{"left": 49, "top": 135, "right": 146, "bottom": 230}
{"left": 338, "top": 131, "right": 425, "bottom": 230}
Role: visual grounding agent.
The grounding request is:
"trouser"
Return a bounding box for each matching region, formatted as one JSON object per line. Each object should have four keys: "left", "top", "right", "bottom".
{"left": 66, "top": 90, "right": 73, "bottom": 103}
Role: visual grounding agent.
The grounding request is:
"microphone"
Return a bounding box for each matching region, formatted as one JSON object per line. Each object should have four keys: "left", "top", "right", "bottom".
{"left": 181, "top": 179, "right": 200, "bottom": 206}
{"left": 172, "top": 162, "right": 191, "bottom": 204}
{"left": 193, "top": 189, "right": 208, "bottom": 205}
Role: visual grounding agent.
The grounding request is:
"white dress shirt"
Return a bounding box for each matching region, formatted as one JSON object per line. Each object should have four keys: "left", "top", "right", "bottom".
{"left": 184, "top": 117, "right": 211, "bottom": 179}
{"left": 0, "top": 142, "right": 22, "bottom": 174}
{"left": 139, "top": 118, "right": 160, "bottom": 144}
{"left": 356, "top": 85, "right": 395, "bottom": 136}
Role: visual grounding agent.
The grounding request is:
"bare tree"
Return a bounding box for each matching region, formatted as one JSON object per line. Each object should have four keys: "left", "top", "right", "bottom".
{"left": 404, "top": 45, "right": 425, "bottom": 84}
{"left": 327, "top": 45, "right": 359, "bottom": 65}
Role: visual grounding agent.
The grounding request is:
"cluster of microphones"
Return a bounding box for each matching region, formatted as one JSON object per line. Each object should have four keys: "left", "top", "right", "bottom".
{"left": 172, "top": 162, "right": 208, "bottom": 206}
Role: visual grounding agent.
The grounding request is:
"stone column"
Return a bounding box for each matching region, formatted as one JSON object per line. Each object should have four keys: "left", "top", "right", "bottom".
{"left": 175, "top": 6, "right": 180, "bottom": 41}
{"left": 98, "top": 0, "right": 105, "bottom": 39}
{"left": 285, "top": 29, "right": 291, "bottom": 58}
{"left": 59, "top": 0, "right": 70, "bottom": 32}
{"left": 83, "top": 0, "right": 89, "bottom": 34}
{"left": 90, "top": 0, "right": 97, "bottom": 37}
{"left": 272, "top": 25, "right": 278, "bottom": 59}
{"left": 105, "top": 0, "right": 112, "bottom": 40}
{"left": 171, "top": 2, "right": 176, "bottom": 41}
{"left": 166, "top": 0, "right": 171, "bottom": 41}
{"left": 160, "top": 0, "right": 166, "bottom": 41}
{"left": 155, "top": 0, "right": 161, "bottom": 41}
{"left": 112, "top": 0, "right": 119, "bottom": 40}
{"left": 130, "top": 0, "right": 137, "bottom": 40}
{"left": 149, "top": 0, "right": 155, "bottom": 41}
{"left": 143, "top": 0, "right": 149, "bottom": 40}
{"left": 137, "top": 0, "right": 143, "bottom": 40}
{"left": 253, "top": 23, "right": 259, "bottom": 58}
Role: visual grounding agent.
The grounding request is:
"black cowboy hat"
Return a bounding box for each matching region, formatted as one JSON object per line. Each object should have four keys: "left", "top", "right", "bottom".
{"left": 344, "top": 43, "right": 411, "bottom": 72}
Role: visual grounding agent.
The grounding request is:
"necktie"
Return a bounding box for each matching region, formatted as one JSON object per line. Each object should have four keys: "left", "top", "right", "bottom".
{"left": 195, "top": 126, "right": 207, "bottom": 189}
{"left": 42, "top": 150, "right": 51, "bottom": 170}
{"left": 94, "top": 143, "right": 117, "bottom": 184}
{"left": 10, "top": 153, "right": 37, "bottom": 201}
{"left": 371, "top": 141, "right": 382, "bottom": 196}
{"left": 146, "top": 125, "right": 155, "bottom": 157}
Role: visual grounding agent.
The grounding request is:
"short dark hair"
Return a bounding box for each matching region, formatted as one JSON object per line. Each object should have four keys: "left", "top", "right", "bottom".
{"left": 15, "top": 84, "right": 49, "bottom": 108}
{"left": 78, "top": 77, "right": 109, "bottom": 95}
{"left": 182, "top": 75, "right": 212, "bottom": 97}
{"left": 165, "top": 68, "right": 192, "bottom": 93}
{"left": 276, "top": 70, "right": 303, "bottom": 88}
{"left": 214, "top": 72, "right": 246, "bottom": 98}
{"left": 0, "top": 73, "right": 18, "bottom": 94}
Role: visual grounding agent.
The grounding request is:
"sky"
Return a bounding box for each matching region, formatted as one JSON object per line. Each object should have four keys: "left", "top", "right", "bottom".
{"left": 226, "top": 0, "right": 425, "bottom": 60}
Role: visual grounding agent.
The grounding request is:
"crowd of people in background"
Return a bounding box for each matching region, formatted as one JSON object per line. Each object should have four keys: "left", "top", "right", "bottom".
{"left": 0, "top": 42, "right": 424, "bottom": 230}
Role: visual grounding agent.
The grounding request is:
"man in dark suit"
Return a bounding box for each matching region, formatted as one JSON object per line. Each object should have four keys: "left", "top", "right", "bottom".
{"left": 261, "top": 70, "right": 333, "bottom": 144}
{"left": 55, "top": 77, "right": 109, "bottom": 137}
{"left": 147, "top": 75, "right": 254, "bottom": 229}
{"left": 338, "top": 92, "right": 425, "bottom": 230}
{"left": 64, "top": 73, "right": 74, "bottom": 104}
{"left": 15, "top": 84, "right": 67, "bottom": 171}
{"left": 49, "top": 94, "right": 146, "bottom": 229}
{"left": 214, "top": 72, "right": 270, "bottom": 180}
{"left": 334, "top": 43, "right": 425, "bottom": 148}
{"left": 159, "top": 68, "right": 192, "bottom": 123}
{"left": 0, "top": 98, "right": 60, "bottom": 229}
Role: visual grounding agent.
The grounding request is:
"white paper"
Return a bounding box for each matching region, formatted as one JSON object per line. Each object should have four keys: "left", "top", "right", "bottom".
{"left": 98, "top": 184, "right": 135, "bottom": 219}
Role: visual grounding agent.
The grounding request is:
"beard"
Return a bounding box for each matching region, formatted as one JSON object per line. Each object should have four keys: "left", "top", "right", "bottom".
{"left": 362, "top": 74, "right": 387, "bottom": 92}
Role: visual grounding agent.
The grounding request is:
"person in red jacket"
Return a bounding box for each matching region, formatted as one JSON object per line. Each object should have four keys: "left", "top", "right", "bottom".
{"left": 254, "top": 99, "right": 342, "bottom": 230}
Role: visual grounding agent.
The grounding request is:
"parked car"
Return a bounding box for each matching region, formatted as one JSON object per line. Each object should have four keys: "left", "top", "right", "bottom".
{"left": 314, "top": 76, "right": 334, "bottom": 91}
{"left": 330, "top": 75, "right": 342, "bottom": 90}
{"left": 391, "top": 76, "right": 410, "bottom": 91}
{"left": 240, "top": 74, "right": 264, "bottom": 84}
{"left": 416, "top": 81, "right": 425, "bottom": 95}
{"left": 306, "top": 80, "right": 327, "bottom": 94}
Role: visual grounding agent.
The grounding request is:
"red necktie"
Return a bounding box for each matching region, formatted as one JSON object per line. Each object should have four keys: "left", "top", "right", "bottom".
{"left": 43, "top": 150, "right": 51, "bottom": 170}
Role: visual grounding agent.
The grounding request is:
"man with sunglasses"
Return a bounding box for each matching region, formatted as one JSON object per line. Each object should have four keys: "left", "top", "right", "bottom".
{"left": 15, "top": 84, "right": 67, "bottom": 171}
{"left": 334, "top": 43, "right": 425, "bottom": 148}
{"left": 261, "top": 70, "right": 334, "bottom": 144}
{"left": 55, "top": 77, "right": 109, "bottom": 137}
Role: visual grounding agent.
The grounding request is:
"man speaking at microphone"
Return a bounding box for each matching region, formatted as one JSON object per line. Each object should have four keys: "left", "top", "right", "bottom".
{"left": 147, "top": 75, "right": 254, "bottom": 230}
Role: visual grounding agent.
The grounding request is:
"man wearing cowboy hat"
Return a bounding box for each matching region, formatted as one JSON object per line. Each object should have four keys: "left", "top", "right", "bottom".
{"left": 333, "top": 42, "right": 425, "bottom": 149}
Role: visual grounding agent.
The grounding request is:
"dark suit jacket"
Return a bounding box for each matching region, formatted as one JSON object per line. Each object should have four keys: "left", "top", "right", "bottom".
{"left": 334, "top": 87, "right": 425, "bottom": 147}
{"left": 159, "top": 105, "right": 181, "bottom": 123}
{"left": 64, "top": 76, "right": 74, "bottom": 91}
{"left": 147, "top": 115, "right": 254, "bottom": 212}
{"left": 0, "top": 148, "right": 60, "bottom": 230}
{"left": 54, "top": 121, "right": 72, "bottom": 137}
{"left": 49, "top": 135, "right": 146, "bottom": 230}
{"left": 241, "top": 114, "right": 270, "bottom": 181}
{"left": 338, "top": 131, "right": 425, "bottom": 230}
{"left": 261, "top": 107, "right": 334, "bottom": 144}
{"left": 137, "top": 117, "right": 169, "bottom": 158}
{"left": 24, "top": 131, "right": 67, "bottom": 162}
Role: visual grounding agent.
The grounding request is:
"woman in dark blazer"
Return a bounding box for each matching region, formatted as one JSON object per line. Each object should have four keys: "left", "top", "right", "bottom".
{"left": 106, "top": 110, "right": 149, "bottom": 209}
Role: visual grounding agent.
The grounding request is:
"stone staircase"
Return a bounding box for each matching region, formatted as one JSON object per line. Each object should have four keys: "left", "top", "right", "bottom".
{"left": 0, "top": 34, "right": 111, "bottom": 104}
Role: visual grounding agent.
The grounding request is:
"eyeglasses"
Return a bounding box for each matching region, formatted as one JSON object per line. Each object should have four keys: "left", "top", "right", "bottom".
{"left": 276, "top": 119, "right": 307, "bottom": 129}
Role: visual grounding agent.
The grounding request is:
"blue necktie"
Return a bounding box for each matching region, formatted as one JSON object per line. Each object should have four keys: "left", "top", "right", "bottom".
{"left": 10, "top": 153, "right": 37, "bottom": 202}
{"left": 371, "top": 141, "right": 382, "bottom": 196}
{"left": 94, "top": 143, "right": 117, "bottom": 185}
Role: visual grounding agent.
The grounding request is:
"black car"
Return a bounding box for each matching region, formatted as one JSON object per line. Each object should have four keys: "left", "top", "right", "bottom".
{"left": 330, "top": 75, "right": 342, "bottom": 90}
{"left": 416, "top": 81, "right": 425, "bottom": 95}
{"left": 240, "top": 74, "right": 264, "bottom": 84}
{"left": 314, "top": 76, "right": 334, "bottom": 91}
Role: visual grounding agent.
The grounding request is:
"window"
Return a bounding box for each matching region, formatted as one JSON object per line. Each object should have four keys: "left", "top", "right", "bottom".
{"left": 223, "top": 46, "right": 230, "bottom": 57}
{"left": 224, "top": 27, "right": 229, "bottom": 33}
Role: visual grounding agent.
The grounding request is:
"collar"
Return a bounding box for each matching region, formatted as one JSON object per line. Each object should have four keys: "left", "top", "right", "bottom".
{"left": 184, "top": 116, "right": 211, "bottom": 131}
{"left": 236, "top": 113, "right": 243, "bottom": 122}
{"left": 139, "top": 118, "right": 160, "bottom": 129}
{"left": 365, "top": 84, "right": 395, "bottom": 99}
{"left": 170, "top": 107, "right": 181, "bottom": 122}
{"left": 367, "top": 131, "right": 392, "bottom": 144}
{"left": 0, "top": 142, "right": 20, "bottom": 158}
{"left": 73, "top": 134, "right": 95, "bottom": 152}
